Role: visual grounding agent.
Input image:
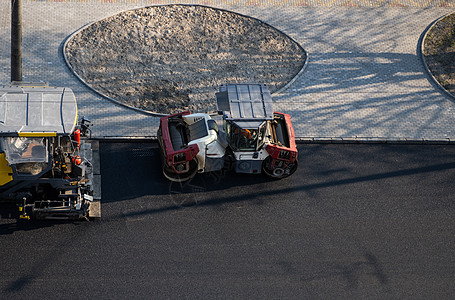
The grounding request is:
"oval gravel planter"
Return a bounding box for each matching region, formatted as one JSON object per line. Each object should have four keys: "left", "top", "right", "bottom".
{"left": 419, "top": 12, "right": 455, "bottom": 102}
{"left": 62, "top": 4, "right": 308, "bottom": 115}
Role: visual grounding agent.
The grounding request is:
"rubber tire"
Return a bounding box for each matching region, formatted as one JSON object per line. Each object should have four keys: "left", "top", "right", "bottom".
{"left": 163, "top": 158, "right": 198, "bottom": 183}
{"left": 262, "top": 156, "right": 298, "bottom": 179}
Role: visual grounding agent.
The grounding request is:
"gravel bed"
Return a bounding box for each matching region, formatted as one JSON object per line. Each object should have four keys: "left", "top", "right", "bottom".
{"left": 64, "top": 5, "right": 307, "bottom": 114}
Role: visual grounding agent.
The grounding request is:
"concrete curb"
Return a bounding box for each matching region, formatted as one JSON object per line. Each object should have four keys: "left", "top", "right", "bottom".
{"left": 296, "top": 137, "right": 455, "bottom": 144}
{"left": 419, "top": 11, "right": 455, "bottom": 102}
{"left": 62, "top": 3, "right": 309, "bottom": 115}
{"left": 93, "top": 136, "right": 455, "bottom": 145}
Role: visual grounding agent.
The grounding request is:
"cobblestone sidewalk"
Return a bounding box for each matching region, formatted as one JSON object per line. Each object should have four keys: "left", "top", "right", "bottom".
{"left": 0, "top": 1, "right": 454, "bottom": 141}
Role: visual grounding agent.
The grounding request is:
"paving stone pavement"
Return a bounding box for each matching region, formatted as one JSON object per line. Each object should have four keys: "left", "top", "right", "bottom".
{"left": 0, "top": 1, "right": 454, "bottom": 141}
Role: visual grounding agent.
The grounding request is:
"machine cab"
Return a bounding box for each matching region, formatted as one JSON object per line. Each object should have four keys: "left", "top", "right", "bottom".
{"left": 216, "top": 83, "right": 273, "bottom": 151}
{"left": 0, "top": 136, "right": 49, "bottom": 178}
{"left": 216, "top": 83, "right": 298, "bottom": 178}
{"left": 225, "top": 120, "right": 267, "bottom": 152}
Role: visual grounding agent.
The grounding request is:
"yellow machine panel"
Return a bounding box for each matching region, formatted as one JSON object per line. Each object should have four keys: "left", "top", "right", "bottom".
{"left": 0, "top": 152, "right": 13, "bottom": 186}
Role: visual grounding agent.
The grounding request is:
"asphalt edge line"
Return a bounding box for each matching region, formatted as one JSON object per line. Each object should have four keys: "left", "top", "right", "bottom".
{"left": 92, "top": 136, "right": 455, "bottom": 145}
{"left": 418, "top": 11, "right": 455, "bottom": 102}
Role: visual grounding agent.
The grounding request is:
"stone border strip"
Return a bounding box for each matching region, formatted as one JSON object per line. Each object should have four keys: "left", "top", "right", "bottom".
{"left": 62, "top": 4, "right": 309, "bottom": 115}
{"left": 92, "top": 135, "right": 455, "bottom": 144}
{"left": 296, "top": 137, "right": 455, "bottom": 144}
{"left": 419, "top": 12, "right": 455, "bottom": 103}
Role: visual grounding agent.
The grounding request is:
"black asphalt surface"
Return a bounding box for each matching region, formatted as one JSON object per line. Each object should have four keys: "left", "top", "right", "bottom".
{"left": 1, "top": 143, "right": 455, "bottom": 299}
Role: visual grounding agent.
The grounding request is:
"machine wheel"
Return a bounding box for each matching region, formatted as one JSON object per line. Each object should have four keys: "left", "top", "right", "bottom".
{"left": 262, "top": 156, "right": 298, "bottom": 179}
{"left": 163, "top": 158, "right": 198, "bottom": 183}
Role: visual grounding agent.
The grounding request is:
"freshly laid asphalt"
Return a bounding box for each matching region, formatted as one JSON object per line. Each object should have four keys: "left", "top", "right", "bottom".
{"left": 2, "top": 143, "right": 455, "bottom": 299}
{"left": 0, "top": 1, "right": 454, "bottom": 142}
